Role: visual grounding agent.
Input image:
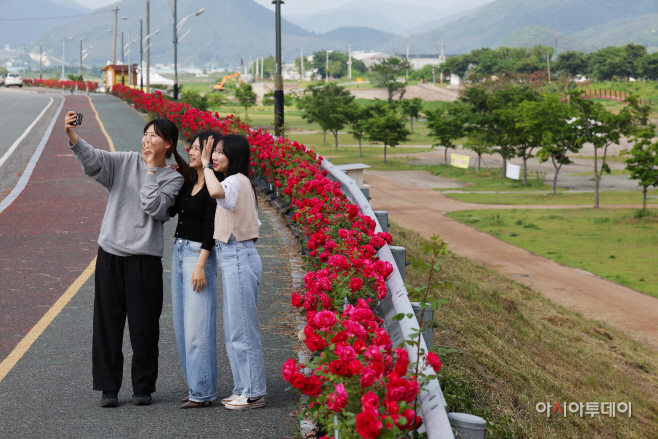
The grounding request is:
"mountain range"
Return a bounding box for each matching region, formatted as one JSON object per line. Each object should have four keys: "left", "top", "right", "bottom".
{"left": 8, "top": 0, "right": 658, "bottom": 70}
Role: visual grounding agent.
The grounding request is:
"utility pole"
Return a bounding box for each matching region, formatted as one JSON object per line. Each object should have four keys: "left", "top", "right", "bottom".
{"left": 23, "top": 43, "right": 26, "bottom": 79}
{"left": 62, "top": 38, "right": 65, "bottom": 80}
{"left": 146, "top": 0, "right": 150, "bottom": 93}
{"left": 112, "top": 6, "right": 119, "bottom": 64}
{"left": 546, "top": 52, "right": 551, "bottom": 84}
{"left": 260, "top": 57, "right": 263, "bottom": 80}
{"left": 273, "top": 0, "right": 284, "bottom": 137}
{"left": 432, "top": 66, "right": 435, "bottom": 85}
{"left": 79, "top": 39, "right": 83, "bottom": 79}
{"left": 326, "top": 50, "right": 329, "bottom": 81}
{"left": 173, "top": 0, "right": 178, "bottom": 99}
{"left": 128, "top": 29, "right": 132, "bottom": 86}
{"left": 406, "top": 44, "right": 409, "bottom": 81}
{"left": 121, "top": 30, "right": 125, "bottom": 85}
{"left": 39, "top": 43, "right": 42, "bottom": 80}
{"left": 348, "top": 44, "right": 352, "bottom": 82}
{"left": 301, "top": 47, "right": 304, "bottom": 82}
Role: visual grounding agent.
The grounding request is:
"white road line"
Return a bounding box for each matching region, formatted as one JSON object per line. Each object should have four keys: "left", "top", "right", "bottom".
{"left": 0, "top": 96, "right": 54, "bottom": 170}
{"left": 0, "top": 98, "right": 64, "bottom": 214}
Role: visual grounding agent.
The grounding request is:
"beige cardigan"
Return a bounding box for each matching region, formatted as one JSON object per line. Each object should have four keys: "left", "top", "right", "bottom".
{"left": 213, "top": 173, "right": 259, "bottom": 243}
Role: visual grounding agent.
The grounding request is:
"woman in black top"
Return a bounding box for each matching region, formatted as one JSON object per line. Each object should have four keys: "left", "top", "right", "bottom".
{"left": 169, "top": 130, "right": 223, "bottom": 408}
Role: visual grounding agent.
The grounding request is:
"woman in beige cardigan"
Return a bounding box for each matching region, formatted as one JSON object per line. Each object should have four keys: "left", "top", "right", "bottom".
{"left": 201, "top": 134, "right": 266, "bottom": 410}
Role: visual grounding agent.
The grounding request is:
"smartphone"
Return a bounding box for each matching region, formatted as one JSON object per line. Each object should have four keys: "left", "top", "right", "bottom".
{"left": 73, "top": 113, "right": 83, "bottom": 126}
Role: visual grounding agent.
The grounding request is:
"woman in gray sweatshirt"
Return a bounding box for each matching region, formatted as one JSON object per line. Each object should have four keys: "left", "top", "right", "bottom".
{"left": 64, "top": 111, "right": 184, "bottom": 408}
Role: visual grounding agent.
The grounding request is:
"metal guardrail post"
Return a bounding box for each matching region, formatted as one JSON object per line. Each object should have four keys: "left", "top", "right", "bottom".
{"left": 373, "top": 211, "right": 389, "bottom": 233}
{"left": 320, "top": 159, "right": 454, "bottom": 439}
{"left": 360, "top": 187, "right": 370, "bottom": 201}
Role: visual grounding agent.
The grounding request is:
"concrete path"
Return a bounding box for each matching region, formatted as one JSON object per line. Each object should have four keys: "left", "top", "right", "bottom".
{"left": 0, "top": 92, "right": 298, "bottom": 437}
{"left": 364, "top": 171, "right": 658, "bottom": 350}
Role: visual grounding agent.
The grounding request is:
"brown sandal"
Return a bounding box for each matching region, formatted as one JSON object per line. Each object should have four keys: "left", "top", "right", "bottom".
{"left": 181, "top": 400, "right": 213, "bottom": 409}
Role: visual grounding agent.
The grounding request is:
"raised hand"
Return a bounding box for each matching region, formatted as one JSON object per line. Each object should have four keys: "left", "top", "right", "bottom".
{"left": 142, "top": 133, "right": 155, "bottom": 167}
{"left": 201, "top": 136, "right": 214, "bottom": 166}
{"left": 64, "top": 111, "right": 79, "bottom": 145}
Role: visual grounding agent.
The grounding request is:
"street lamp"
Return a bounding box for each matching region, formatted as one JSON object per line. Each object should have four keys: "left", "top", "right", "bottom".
{"left": 273, "top": 0, "right": 284, "bottom": 137}
{"left": 166, "top": 0, "right": 204, "bottom": 100}
{"left": 325, "top": 50, "right": 333, "bottom": 82}
{"left": 72, "top": 38, "right": 92, "bottom": 81}
{"left": 124, "top": 29, "right": 137, "bottom": 86}
{"left": 142, "top": 29, "right": 160, "bottom": 92}
{"left": 122, "top": 16, "right": 143, "bottom": 90}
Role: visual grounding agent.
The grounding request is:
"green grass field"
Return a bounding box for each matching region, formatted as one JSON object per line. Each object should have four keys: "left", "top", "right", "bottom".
{"left": 395, "top": 222, "right": 658, "bottom": 438}
{"left": 446, "top": 190, "right": 658, "bottom": 205}
{"left": 447, "top": 208, "right": 658, "bottom": 298}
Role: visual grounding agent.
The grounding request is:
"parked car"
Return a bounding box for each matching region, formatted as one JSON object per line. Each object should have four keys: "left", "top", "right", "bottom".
{"left": 5, "top": 73, "right": 23, "bottom": 87}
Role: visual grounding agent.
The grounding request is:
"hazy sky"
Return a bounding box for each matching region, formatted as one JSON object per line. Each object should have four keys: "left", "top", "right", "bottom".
{"left": 74, "top": 0, "right": 473, "bottom": 16}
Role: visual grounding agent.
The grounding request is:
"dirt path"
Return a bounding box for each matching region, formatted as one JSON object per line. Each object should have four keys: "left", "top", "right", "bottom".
{"left": 365, "top": 171, "right": 658, "bottom": 350}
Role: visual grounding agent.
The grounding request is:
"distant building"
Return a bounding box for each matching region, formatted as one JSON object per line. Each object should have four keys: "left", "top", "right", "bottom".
{"left": 101, "top": 64, "right": 138, "bottom": 89}
{"left": 282, "top": 63, "right": 315, "bottom": 81}
{"left": 352, "top": 51, "right": 389, "bottom": 68}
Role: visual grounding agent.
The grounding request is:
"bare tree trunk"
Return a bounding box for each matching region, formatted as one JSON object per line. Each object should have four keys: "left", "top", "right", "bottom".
{"left": 334, "top": 131, "right": 338, "bottom": 151}
{"left": 358, "top": 135, "right": 362, "bottom": 158}
{"left": 384, "top": 143, "right": 387, "bottom": 163}
{"left": 410, "top": 116, "right": 413, "bottom": 132}
{"left": 445, "top": 147, "right": 448, "bottom": 163}
{"left": 522, "top": 151, "right": 528, "bottom": 186}
{"left": 502, "top": 155, "right": 507, "bottom": 176}
{"left": 477, "top": 154, "right": 481, "bottom": 172}
{"left": 643, "top": 188, "right": 647, "bottom": 209}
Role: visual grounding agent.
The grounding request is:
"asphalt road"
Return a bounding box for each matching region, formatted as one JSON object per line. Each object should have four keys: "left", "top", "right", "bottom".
{"left": 0, "top": 88, "right": 62, "bottom": 202}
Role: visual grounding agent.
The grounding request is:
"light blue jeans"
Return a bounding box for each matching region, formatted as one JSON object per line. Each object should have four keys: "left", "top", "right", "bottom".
{"left": 216, "top": 237, "right": 267, "bottom": 398}
{"left": 172, "top": 239, "right": 218, "bottom": 402}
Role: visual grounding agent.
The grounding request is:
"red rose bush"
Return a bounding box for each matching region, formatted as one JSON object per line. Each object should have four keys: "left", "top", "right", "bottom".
{"left": 24, "top": 78, "right": 98, "bottom": 92}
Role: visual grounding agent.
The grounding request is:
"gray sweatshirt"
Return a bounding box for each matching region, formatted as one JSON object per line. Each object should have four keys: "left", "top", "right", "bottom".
{"left": 70, "top": 137, "right": 184, "bottom": 257}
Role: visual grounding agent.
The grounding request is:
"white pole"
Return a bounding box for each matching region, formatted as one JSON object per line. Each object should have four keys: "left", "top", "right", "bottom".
{"left": 348, "top": 44, "right": 352, "bottom": 82}
{"left": 62, "top": 38, "right": 65, "bottom": 79}
{"left": 301, "top": 47, "right": 304, "bottom": 81}
{"left": 261, "top": 58, "right": 264, "bottom": 80}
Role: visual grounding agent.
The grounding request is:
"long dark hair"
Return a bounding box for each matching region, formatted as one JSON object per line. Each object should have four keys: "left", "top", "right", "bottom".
{"left": 221, "top": 134, "right": 258, "bottom": 207}
{"left": 173, "top": 130, "right": 224, "bottom": 185}
{"left": 144, "top": 119, "right": 178, "bottom": 159}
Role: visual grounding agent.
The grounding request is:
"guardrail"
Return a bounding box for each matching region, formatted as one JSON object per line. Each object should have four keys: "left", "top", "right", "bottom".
{"left": 321, "top": 159, "right": 455, "bottom": 439}
{"left": 580, "top": 89, "right": 651, "bottom": 107}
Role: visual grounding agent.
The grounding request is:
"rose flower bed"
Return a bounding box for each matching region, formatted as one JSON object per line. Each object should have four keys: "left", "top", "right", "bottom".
{"left": 23, "top": 78, "right": 98, "bottom": 92}
{"left": 111, "top": 84, "right": 443, "bottom": 438}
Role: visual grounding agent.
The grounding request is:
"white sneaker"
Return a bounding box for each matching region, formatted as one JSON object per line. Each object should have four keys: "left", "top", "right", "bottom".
{"left": 224, "top": 394, "right": 265, "bottom": 410}
{"left": 220, "top": 393, "right": 240, "bottom": 406}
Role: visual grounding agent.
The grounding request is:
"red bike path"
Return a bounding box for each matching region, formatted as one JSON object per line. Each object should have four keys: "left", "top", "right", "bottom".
{"left": 0, "top": 95, "right": 109, "bottom": 361}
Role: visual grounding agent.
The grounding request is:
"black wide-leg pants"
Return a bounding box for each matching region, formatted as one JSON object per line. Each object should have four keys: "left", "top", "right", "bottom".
{"left": 92, "top": 246, "right": 163, "bottom": 394}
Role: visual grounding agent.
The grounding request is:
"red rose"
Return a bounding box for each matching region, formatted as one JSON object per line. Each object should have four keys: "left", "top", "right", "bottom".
{"left": 353, "top": 339, "right": 367, "bottom": 353}
{"left": 313, "top": 310, "right": 338, "bottom": 330}
{"left": 425, "top": 351, "right": 443, "bottom": 373}
{"left": 355, "top": 408, "right": 382, "bottom": 439}
{"left": 281, "top": 358, "right": 297, "bottom": 382}
{"left": 291, "top": 292, "right": 303, "bottom": 308}
{"left": 361, "top": 391, "right": 379, "bottom": 410}
{"left": 348, "top": 359, "right": 363, "bottom": 375}
{"left": 301, "top": 375, "right": 322, "bottom": 397}
{"left": 360, "top": 368, "right": 377, "bottom": 388}
{"left": 329, "top": 359, "right": 348, "bottom": 376}
{"left": 305, "top": 335, "right": 326, "bottom": 351}
{"left": 348, "top": 278, "right": 363, "bottom": 293}
{"left": 290, "top": 372, "right": 306, "bottom": 389}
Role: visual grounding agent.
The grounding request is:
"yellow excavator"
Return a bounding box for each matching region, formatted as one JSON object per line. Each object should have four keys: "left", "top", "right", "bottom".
{"left": 211, "top": 71, "right": 242, "bottom": 91}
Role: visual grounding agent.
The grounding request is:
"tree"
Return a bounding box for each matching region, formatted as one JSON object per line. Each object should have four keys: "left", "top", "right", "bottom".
{"left": 555, "top": 51, "right": 589, "bottom": 78}
{"left": 442, "top": 54, "right": 471, "bottom": 78}
{"left": 523, "top": 94, "right": 583, "bottom": 194}
{"left": 234, "top": 83, "right": 257, "bottom": 117}
{"left": 347, "top": 104, "right": 373, "bottom": 158}
{"left": 398, "top": 98, "right": 423, "bottom": 132}
{"left": 181, "top": 90, "right": 208, "bottom": 111}
{"left": 426, "top": 102, "right": 468, "bottom": 163}
{"left": 371, "top": 56, "right": 411, "bottom": 103}
{"left": 572, "top": 94, "right": 636, "bottom": 208}
{"left": 363, "top": 102, "right": 411, "bottom": 163}
{"left": 637, "top": 53, "right": 658, "bottom": 80}
{"left": 463, "top": 131, "right": 491, "bottom": 172}
{"left": 297, "top": 82, "right": 354, "bottom": 149}
{"left": 621, "top": 125, "right": 658, "bottom": 209}
{"left": 261, "top": 55, "right": 278, "bottom": 79}
{"left": 206, "top": 92, "right": 226, "bottom": 109}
